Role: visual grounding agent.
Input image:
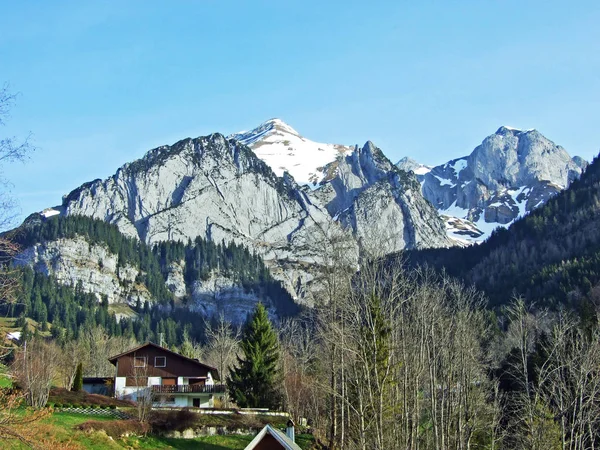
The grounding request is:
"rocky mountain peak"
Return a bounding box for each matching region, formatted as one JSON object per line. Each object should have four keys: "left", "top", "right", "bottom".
{"left": 229, "top": 119, "right": 353, "bottom": 187}
{"left": 495, "top": 125, "right": 526, "bottom": 135}
{"left": 231, "top": 118, "right": 301, "bottom": 147}
{"left": 420, "top": 126, "right": 585, "bottom": 244}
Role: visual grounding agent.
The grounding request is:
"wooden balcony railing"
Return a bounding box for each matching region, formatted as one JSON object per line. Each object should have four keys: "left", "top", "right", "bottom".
{"left": 151, "top": 384, "right": 226, "bottom": 394}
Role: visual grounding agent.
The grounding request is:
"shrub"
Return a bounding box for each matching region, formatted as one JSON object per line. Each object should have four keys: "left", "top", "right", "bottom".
{"left": 77, "top": 420, "right": 150, "bottom": 438}
{"left": 109, "top": 405, "right": 117, "bottom": 409}
{"left": 150, "top": 408, "right": 198, "bottom": 433}
{"left": 72, "top": 362, "right": 83, "bottom": 392}
{"left": 54, "top": 403, "right": 62, "bottom": 408}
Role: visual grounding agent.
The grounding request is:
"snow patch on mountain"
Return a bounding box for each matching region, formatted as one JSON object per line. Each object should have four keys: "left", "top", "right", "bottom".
{"left": 397, "top": 157, "right": 432, "bottom": 175}
{"left": 230, "top": 119, "right": 354, "bottom": 188}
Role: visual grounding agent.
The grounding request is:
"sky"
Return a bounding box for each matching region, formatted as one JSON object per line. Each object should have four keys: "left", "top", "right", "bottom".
{"left": 1, "top": 0, "right": 599, "bottom": 226}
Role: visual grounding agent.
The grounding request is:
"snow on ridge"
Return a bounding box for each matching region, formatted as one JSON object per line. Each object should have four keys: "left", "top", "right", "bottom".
{"left": 449, "top": 158, "right": 467, "bottom": 175}
{"left": 229, "top": 119, "right": 353, "bottom": 188}
{"left": 413, "top": 166, "right": 431, "bottom": 175}
{"left": 41, "top": 208, "right": 60, "bottom": 218}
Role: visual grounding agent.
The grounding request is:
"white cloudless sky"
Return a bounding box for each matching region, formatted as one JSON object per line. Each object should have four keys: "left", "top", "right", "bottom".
{"left": 1, "top": 0, "right": 599, "bottom": 224}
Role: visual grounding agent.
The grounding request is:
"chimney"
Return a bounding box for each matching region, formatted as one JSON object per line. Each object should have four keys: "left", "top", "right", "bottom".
{"left": 286, "top": 419, "right": 295, "bottom": 443}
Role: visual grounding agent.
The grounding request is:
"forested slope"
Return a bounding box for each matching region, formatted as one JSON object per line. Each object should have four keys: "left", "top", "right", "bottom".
{"left": 1, "top": 215, "right": 298, "bottom": 347}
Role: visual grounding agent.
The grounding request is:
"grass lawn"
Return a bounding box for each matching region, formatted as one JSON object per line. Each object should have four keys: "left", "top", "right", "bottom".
{"left": 2, "top": 411, "right": 315, "bottom": 449}
{"left": 0, "top": 363, "right": 12, "bottom": 388}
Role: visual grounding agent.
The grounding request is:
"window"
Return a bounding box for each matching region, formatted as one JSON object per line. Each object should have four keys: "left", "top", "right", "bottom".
{"left": 161, "top": 395, "right": 175, "bottom": 404}
{"left": 155, "top": 356, "right": 166, "bottom": 368}
{"left": 134, "top": 356, "right": 146, "bottom": 368}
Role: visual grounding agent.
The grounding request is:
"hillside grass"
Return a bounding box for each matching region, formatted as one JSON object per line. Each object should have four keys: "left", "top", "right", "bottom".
{"left": 0, "top": 363, "right": 12, "bottom": 388}
{"left": 2, "top": 411, "right": 315, "bottom": 449}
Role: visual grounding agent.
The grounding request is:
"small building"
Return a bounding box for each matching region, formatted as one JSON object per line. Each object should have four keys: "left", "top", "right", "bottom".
{"left": 245, "top": 421, "right": 301, "bottom": 450}
{"left": 82, "top": 377, "right": 112, "bottom": 396}
{"left": 108, "top": 341, "right": 225, "bottom": 408}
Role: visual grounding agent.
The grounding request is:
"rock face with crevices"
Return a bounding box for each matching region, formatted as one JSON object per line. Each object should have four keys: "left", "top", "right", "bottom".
{"left": 57, "top": 133, "right": 339, "bottom": 302}
{"left": 415, "top": 126, "right": 586, "bottom": 243}
{"left": 39, "top": 125, "right": 450, "bottom": 307}
{"left": 15, "top": 236, "right": 151, "bottom": 305}
{"left": 312, "top": 141, "right": 451, "bottom": 252}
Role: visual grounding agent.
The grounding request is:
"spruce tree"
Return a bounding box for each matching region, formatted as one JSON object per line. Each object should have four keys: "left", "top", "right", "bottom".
{"left": 72, "top": 362, "right": 83, "bottom": 392}
{"left": 227, "top": 303, "right": 282, "bottom": 409}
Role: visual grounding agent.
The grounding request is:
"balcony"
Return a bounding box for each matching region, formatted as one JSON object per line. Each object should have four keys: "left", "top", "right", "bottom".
{"left": 151, "top": 384, "right": 227, "bottom": 394}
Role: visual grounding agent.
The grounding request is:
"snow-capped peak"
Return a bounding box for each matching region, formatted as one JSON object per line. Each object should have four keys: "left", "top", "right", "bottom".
{"left": 229, "top": 119, "right": 353, "bottom": 188}
{"left": 230, "top": 118, "right": 300, "bottom": 147}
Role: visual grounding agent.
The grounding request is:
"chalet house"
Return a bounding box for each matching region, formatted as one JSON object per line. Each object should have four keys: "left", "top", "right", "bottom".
{"left": 245, "top": 421, "right": 301, "bottom": 450}
{"left": 108, "top": 342, "right": 225, "bottom": 408}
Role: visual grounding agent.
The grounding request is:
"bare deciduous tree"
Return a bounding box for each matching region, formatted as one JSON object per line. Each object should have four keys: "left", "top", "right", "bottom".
{"left": 203, "top": 314, "right": 240, "bottom": 407}
{"left": 12, "top": 339, "right": 59, "bottom": 408}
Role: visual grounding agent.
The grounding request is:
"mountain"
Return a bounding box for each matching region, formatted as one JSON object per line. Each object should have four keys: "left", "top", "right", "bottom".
{"left": 405, "top": 152, "right": 600, "bottom": 309}
{"left": 27, "top": 125, "right": 450, "bottom": 310}
{"left": 42, "top": 133, "right": 340, "bottom": 303}
{"left": 6, "top": 214, "right": 298, "bottom": 327}
{"left": 410, "top": 126, "right": 586, "bottom": 243}
{"left": 231, "top": 120, "right": 451, "bottom": 252}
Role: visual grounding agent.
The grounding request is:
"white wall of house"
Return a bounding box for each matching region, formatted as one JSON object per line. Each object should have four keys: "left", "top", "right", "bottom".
{"left": 185, "top": 395, "right": 212, "bottom": 407}
{"left": 114, "top": 376, "right": 126, "bottom": 399}
{"left": 115, "top": 373, "right": 217, "bottom": 408}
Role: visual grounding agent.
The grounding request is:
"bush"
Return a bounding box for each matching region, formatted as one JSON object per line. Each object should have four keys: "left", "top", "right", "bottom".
{"left": 109, "top": 405, "right": 117, "bottom": 409}
{"left": 150, "top": 408, "right": 198, "bottom": 433}
{"left": 77, "top": 420, "right": 150, "bottom": 438}
{"left": 54, "top": 403, "right": 62, "bottom": 408}
{"left": 72, "top": 362, "right": 83, "bottom": 392}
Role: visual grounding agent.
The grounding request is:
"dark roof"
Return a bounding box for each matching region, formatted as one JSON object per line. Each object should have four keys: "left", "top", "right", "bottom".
{"left": 82, "top": 377, "right": 112, "bottom": 384}
{"left": 108, "top": 342, "right": 219, "bottom": 379}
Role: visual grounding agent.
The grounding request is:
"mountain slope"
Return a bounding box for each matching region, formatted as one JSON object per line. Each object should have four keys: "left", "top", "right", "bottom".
{"left": 6, "top": 214, "right": 298, "bottom": 323}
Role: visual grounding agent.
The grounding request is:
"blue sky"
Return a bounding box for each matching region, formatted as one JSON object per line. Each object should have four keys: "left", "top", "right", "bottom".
{"left": 1, "top": 0, "right": 599, "bottom": 225}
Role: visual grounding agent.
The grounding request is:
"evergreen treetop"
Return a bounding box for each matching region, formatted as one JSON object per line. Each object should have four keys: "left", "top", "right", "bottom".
{"left": 227, "top": 303, "right": 282, "bottom": 409}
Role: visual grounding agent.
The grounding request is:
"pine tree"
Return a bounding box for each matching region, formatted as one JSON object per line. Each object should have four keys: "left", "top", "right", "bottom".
{"left": 227, "top": 303, "right": 282, "bottom": 409}
{"left": 72, "top": 362, "right": 83, "bottom": 392}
